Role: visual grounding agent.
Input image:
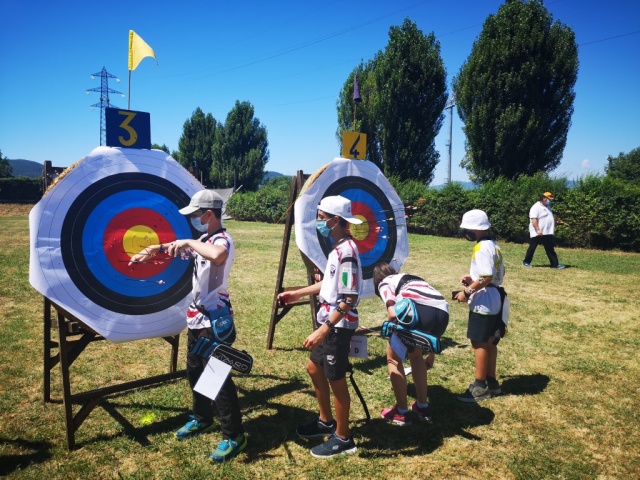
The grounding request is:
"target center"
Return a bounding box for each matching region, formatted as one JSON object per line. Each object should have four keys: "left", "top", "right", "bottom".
{"left": 123, "top": 226, "right": 160, "bottom": 259}
{"left": 349, "top": 215, "right": 369, "bottom": 241}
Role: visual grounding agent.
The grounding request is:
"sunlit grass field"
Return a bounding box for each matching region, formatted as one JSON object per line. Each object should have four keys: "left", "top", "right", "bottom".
{"left": 1, "top": 204, "right": 639, "bottom": 479}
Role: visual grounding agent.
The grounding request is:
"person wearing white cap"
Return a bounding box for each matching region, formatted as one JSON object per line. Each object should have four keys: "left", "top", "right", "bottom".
{"left": 277, "top": 195, "right": 362, "bottom": 458}
{"left": 523, "top": 192, "right": 565, "bottom": 269}
{"left": 129, "top": 189, "right": 247, "bottom": 463}
{"left": 454, "top": 209, "right": 506, "bottom": 403}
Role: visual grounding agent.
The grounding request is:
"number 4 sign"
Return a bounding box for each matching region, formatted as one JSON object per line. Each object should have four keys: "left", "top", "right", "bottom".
{"left": 342, "top": 131, "right": 367, "bottom": 160}
{"left": 106, "top": 107, "right": 152, "bottom": 149}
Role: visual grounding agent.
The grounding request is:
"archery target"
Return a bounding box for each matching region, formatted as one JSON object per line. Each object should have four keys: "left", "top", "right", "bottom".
{"left": 29, "top": 146, "right": 203, "bottom": 342}
{"left": 294, "top": 158, "right": 409, "bottom": 298}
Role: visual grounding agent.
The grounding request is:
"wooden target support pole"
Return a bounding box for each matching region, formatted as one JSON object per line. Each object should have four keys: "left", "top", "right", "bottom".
{"left": 267, "top": 170, "right": 320, "bottom": 349}
{"left": 41, "top": 161, "right": 186, "bottom": 450}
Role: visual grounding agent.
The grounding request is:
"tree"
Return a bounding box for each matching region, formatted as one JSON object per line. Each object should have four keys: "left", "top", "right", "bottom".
{"left": 337, "top": 18, "right": 448, "bottom": 184}
{"left": 177, "top": 108, "right": 219, "bottom": 184}
{"left": 606, "top": 147, "right": 640, "bottom": 183}
{"left": 151, "top": 143, "right": 170, "bottom": 154}
{"left": 210, "top": 101, "right": 269, "bottom": 191}
{"left": 0, "top": 149, "right": 12, "bottom": 178}
{"left": 453, "top": 0, "right": 578, "bottom": 183}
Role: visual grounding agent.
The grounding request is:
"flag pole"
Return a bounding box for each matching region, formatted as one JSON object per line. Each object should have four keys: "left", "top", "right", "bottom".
{"left": 128, "top": 70, "right": 131, "bottom": 110}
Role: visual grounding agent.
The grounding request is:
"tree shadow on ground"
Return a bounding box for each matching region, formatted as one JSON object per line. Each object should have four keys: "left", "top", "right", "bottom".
{"left": 0, "top": 438, "right": 52, "bottom": 476}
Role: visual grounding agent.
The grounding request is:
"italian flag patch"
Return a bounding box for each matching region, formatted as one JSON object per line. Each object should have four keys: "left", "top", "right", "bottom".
{"left": 341, "top": 267, "right": 357, "bottom": 289}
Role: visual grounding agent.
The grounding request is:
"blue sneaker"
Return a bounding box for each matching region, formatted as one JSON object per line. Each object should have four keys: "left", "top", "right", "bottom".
{"left": 522, "top": 262, "right": 532, "bottom": 267}
{"left": 209, "top": 434, "right": 247, "bottom": 463}
{"left": 175, "top": 415, "right": 213, "bottom": 440}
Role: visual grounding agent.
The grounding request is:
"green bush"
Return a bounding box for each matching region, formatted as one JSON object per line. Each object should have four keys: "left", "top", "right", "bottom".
{"left": 224, "top": 171, "right": 640, "bottom": 252}
{"left": 0, "top": 177, "right": 42, "bottom": 202}
{"left": 558, "top": 175, "right": 640, "bottom": 251}
{"left": 226, "top": 176, "right": 291, "bottom": 223}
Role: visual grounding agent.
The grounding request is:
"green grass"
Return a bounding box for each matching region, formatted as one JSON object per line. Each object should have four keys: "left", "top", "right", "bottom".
{"left": 1, "top": 214, "right": 639, "bottom": 479}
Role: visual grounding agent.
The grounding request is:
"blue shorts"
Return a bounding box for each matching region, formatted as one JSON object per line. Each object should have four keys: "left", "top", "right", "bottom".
{"left": 310, "top": 328, "right": 354, "bottom": 381}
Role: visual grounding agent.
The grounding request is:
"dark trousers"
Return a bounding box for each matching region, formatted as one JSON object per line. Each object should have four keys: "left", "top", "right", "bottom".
{"left": 524, "top": 235, "right": 559, "bottom": 267}
{"left": 186, "top": 328, "right": 244, "bottom": 439}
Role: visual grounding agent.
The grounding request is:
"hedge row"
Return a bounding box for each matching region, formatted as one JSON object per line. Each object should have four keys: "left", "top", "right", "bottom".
{"left": 0, "top": 177, "right": 42, "bottom": 202}
{"left": 228, "top": 173, "right": 640, "bottom": 252}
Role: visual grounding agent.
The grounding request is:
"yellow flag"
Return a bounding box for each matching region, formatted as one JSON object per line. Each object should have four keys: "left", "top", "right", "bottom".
{"left": 128, "top": 30, "right": 157, "bottom": 71}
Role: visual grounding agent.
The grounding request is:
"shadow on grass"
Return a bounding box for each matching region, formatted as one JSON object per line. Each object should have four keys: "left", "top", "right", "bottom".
{"left": 0, "top": 438, "right": 52, "bottom": 476}
{"left": 75, "top": 373, "right": 308, "bottom": 450}
{"left": 499, "top": 373, "right": 550, "bottom": 396}
{"left": 354, "top": 384, "right": 495, "bottom": 458}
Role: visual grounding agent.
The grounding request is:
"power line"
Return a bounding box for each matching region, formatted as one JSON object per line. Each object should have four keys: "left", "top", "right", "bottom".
{"left": 579, "top": 29, "right": 640, "bottom": 46}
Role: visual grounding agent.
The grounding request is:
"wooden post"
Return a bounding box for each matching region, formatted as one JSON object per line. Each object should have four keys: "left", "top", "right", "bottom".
{"left": 266, "top": 171, "right": 320, "bottom": 349}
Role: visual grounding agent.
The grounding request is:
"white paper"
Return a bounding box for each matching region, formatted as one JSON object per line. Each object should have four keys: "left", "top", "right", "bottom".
{"left": 194, "top": 357, "right": 232, "bottom": 401}
{"left": 390, "top": 333, "right": 407, "bottom": 360}
{"left": 349, "top": 335, "right": 368, "bottom": 358}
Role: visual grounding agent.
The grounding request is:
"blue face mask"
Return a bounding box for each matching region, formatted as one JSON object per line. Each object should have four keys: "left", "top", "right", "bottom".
{"left": 546, "top": 200, "right": 552, "bottom": 208}
{"left": 316, "top": 220, "right": 331, "bottom": 237}
{"left": 190, "top": 214, "right": 208, "bottom": 233}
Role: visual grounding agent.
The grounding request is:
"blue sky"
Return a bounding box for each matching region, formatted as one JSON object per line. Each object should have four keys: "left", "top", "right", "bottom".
{"left": 1, "top": 0, "right": 638, "bottom": 184}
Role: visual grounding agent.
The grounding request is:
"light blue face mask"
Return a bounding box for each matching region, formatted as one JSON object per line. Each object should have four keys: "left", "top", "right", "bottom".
{"left": 190, "top": 214, "right": 208, "bottom": 233}
{"left": 546, "top": 200, "right": 552, "bottom": 208}
{"left": 316, "top": 220, "right": 331, "bottom": 237}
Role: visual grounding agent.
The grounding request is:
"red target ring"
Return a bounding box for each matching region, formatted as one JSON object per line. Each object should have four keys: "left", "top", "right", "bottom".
{"left": 104, "top": 208, "right": 174, "bottom": 278}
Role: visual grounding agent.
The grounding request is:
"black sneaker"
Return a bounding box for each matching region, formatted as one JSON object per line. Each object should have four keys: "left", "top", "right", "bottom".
{"left": 296, "top": 417, "right": 336, "bottom": 438}
{"left": 457, "top": 383, "right": 491, "bottom": 403}
{"left": 310, "top": 433, "right": 357, "bottom": 458}
{"left": 487, "top": 378, "right": 502, "bottom": 397}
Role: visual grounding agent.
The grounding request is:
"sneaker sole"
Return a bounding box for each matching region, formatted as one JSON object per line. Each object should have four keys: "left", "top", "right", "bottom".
{"left": 309, "top": 446, "right": 358, "bottom": 458}
{"left": 489, "top": 389, "right": 502, "bottom": 397}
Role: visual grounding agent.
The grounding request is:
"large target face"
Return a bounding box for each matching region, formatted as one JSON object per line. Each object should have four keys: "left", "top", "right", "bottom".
{"left": 29, "top": 147, "right": 203, "bottom": 342}
{"left": 294, "top": 158, "right": 409, "bottom": 298}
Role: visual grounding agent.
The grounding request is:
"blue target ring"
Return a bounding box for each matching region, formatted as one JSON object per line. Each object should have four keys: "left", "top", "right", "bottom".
{"left": 61, "top": 172, "right": 194, "bottom": 315}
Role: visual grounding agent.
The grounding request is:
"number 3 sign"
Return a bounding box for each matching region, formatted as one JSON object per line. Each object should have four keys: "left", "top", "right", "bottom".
{"left": 106, "top": 107, "right": 151, "bottom": 149}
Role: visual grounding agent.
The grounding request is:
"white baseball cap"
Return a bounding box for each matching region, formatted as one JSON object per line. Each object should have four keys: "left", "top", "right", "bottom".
{"left": 460, "top": 209, "right": 491, "bottom": 230}
{"left": 179, "top": 189, "right": 224, "bottom": 215}
{"left": 318, "top": 195, "right": 363, "bottom": 224}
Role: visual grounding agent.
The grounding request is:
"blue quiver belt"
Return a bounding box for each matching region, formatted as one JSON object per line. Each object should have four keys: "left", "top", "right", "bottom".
{"left": 190, "top": 305, "right": 236, "bottom": 359}
{"left": 381, "top": 320, "right": 442, "bottom": 354}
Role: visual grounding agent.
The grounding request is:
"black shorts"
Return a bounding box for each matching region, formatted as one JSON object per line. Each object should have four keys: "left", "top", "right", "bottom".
{"left": 414, "top": 304, "right": 449, "bottom": 338}
{"left": 467, "top": 311, "right": 504, "bottom": 344}
{"left": 310, "top": 328, "right": 355, "bottom": 381}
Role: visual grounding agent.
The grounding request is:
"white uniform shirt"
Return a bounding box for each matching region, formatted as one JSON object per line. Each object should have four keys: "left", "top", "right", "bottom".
{"left": 529, "top": 201, "right": 555, "bottom": 237}
{"left": 378, "top": 273, "right": 449, "bottom": 314}
{"left": 185, "top": 229, "right": 235, "bottom": 329}
{"left": 468, "top": 238, "right": 504, "bottom": 315}
{"left": 317, "top": 237, "right": 362, "bottom": 330}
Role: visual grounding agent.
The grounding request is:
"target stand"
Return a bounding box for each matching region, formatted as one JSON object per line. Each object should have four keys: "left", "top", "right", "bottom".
{"left": 41, "top": 161, "right": 187, "bottom": 450}
{"left": 267, "top": 171, "right": 320, "bottom": 349}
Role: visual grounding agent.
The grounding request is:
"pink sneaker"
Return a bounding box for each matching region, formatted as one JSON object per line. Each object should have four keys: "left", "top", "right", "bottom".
{"left": 411, "top": 401, "right": 432, "bottom": 423}
{"left": 381, "top": 405, "right": 412, "bottom": 426}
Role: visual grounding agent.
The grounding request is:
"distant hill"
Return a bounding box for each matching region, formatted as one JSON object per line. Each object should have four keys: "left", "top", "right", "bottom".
{"left": 262, "top": 171, "right": 286, "bottom": 183}
{"left": 7, "top": 159, "right": 43, "bottom": 178}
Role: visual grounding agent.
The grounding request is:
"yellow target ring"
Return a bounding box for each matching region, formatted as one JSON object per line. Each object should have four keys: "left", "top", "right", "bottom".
{"left": 123, "top": 225, "right": 160, "bottom": 259}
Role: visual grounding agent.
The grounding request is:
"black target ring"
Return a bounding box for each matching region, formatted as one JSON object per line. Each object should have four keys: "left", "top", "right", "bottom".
{"left": 60, "top": 172, "right": 193, "bottom": 315}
